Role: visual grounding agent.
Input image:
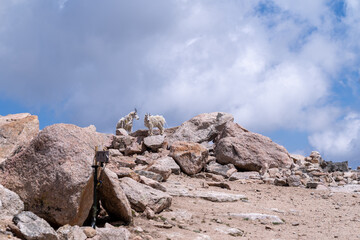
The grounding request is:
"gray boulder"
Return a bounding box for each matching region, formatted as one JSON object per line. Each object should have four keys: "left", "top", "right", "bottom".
{"left": 167, "top": 112, "right": 234, "bottom": 145}
{"left": 143, "top": 135, "right": 165, "bottom": 151}
{"left": 13, "top": 211, "right": 57, "bottom": 240}
{"left": 0, "top": 184, "right": 24, "bottom": 220}
{"left": 119, "top": 177, "right": 172, "bottom": 213}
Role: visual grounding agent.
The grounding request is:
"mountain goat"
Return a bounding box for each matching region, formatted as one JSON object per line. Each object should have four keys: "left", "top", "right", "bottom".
{"left": 116, "top": 109, "right": 139, "bottom": 133}
{"left": 144, "top": 113, "right": 166, "bottom": 135}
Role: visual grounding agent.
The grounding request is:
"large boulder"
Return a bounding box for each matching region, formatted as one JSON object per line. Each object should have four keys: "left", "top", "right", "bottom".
{"left": 0, "top": 124, "right": 112, "bottom": 227}
{"left": 215, "top": 123, "right": 292, "bottom": 171}
{"left": 119, "top": 177, "right": 172, "bottom": 213}
{"left": 0, "top": 113, "right": 39, "bottom": 164}
{"left": 98, "top": 169, "right": 132, "bottom": 224}
{"left": 216, "top": 121, "right": 248, "bottom": 140}
{"left": 167, "top": 112, "right": 234, "bottom": 145}
{"left": 0, "top": 184, "right": 24, "bottom": 220}
{"left": 13, "top": 211, "right": 58, "bottom": 240}
{"left": 169, "top": 141, "right": 208, "bottom": 175}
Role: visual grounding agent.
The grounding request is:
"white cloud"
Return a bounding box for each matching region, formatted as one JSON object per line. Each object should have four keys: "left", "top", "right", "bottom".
{"left": 0, "top": 0, "right": 360, "bottom": 165}
{"left": 309, "top": 112, "right": 360, "bottom": 166}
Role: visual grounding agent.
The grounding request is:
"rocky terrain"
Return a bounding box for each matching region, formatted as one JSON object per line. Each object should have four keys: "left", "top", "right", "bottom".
{"left": 0, "top": 112, "right": 359, "bottom": 240}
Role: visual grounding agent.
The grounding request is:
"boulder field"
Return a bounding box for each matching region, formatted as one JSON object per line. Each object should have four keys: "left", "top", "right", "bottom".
{"left": 0, "top": 112, "right": 359, "bottom": 239}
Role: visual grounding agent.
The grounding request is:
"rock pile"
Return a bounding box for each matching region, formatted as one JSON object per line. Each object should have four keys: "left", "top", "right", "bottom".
{"left": 0, "top": 112, "right": 359, "bottom": 239}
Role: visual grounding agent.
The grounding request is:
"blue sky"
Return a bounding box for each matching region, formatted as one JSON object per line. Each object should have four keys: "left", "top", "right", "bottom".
{"left": 1, "top": 0, "right": 360, "bottom": 167}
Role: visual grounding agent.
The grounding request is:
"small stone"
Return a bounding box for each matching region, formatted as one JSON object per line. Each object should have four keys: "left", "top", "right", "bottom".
{"left": 82, "top": 227, "right": 96, "bottom": 238}
{"left": 307, "top": 182, "right": 318, "bottom": 189}
{"left": 268, "top": 168, "right": 279, "bottom": 178}
{"left": 207, "top": 182, "right": 231, "bottom": 190}
{"left": 274, "top": 178, "right": 288, "bottom": 186}
{"left": 135, "top": 170, "right": 163, "bottom": 182}
{"left": 133, "top": 226, "right": 144, "bottom": 233}
{"left": 139, "top": 176, "right": 167, "bottom": 192}
{"left": 116, "top": 128, "right": 128, "bottom": 136}
{"left": 135, "top": 156, "right": 154, "bottom": 165}
{"left": 287, "top": 175, "right": 301, "bottom": 187}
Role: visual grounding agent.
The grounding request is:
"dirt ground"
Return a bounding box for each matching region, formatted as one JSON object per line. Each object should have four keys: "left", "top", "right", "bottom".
{"left": 128, "top": 174, "right": 360, "bottom": 240}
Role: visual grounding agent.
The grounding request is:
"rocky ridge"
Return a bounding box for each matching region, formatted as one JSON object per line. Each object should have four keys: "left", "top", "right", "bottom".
{"left": 0, "top": 112, "right": 359, "bottom": 240}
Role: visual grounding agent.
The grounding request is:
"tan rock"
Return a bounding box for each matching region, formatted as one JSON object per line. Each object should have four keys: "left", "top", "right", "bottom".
{"left": 170, "top": 141, "right": 208, "bottom": 175}
{"left": 57, "top": 224, "right": 86, "bottom": 240}
{"left": 0, "top": 124, "right": 112, "bottom": 227}
{"left": 82, "top": 227, "right": 96, "bottom": 238}
{"left": 110, "top": 155, "right": 136, "bottom": 168}
{"left": 0, "top": 113, "right": 39, "bottom": 164}
{"left": 268, "top": 168, "right": 279, "bottom": 178}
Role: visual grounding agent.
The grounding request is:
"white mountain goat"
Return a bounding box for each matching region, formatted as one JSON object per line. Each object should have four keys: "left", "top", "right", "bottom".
{"left": 116, "top": 109, "right": 139, "bottom": 133}
{"left": 144, "top": 113, "right": 166, "bottom": 135}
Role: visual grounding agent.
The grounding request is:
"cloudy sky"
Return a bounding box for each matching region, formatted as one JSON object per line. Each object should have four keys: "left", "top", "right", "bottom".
{"left": 1, "top": 0, "right": 360, "bottom": 167}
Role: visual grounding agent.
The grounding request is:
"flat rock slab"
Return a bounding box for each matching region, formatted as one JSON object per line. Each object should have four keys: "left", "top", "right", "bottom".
{"left": 92, "top": 227, "right": 130, "bottom": 240}
{"left": 227, "top": 213, "right": 284, "bottom": 224}
{"left": 167, "top": 187, "right": 247, "bottom": 202}
{"left": 215, "top": 226, "right": 244, "bottom": 237}
{"left": 119, "top": 177, "right": 172, "bottom": 213}
{"left": 329, "top": 184, "right": 360, "bottom": 193}
{"left": 229, "top": 171, "right": 260, "bottom": 181}
{"left": 135, "top": 170, "right": 163, "bottom": 182}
